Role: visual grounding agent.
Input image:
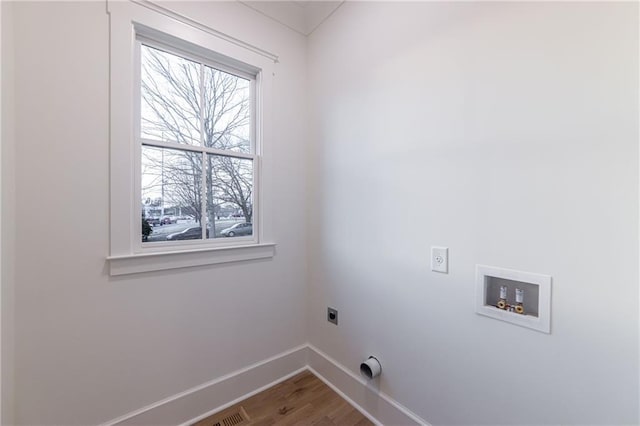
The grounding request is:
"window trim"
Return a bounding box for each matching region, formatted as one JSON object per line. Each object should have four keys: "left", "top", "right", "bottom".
{"left": 107, "top": 0, "right": 277, "bottom": 275}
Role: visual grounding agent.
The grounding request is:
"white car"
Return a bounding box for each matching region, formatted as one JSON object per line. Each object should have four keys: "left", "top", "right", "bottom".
{"left": 221, "top": 223, "right": 252, "bottom": 237}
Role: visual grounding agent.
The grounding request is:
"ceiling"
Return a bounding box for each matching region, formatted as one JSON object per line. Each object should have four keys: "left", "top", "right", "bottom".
{"left": 239, "top": 1, "right": 344, "bottom": 35}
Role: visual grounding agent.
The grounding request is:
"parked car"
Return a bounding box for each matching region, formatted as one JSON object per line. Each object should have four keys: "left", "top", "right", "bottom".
{"left": 147, "top": 217, "right": 161, "bottom": 226}
{"left": 166, "top": 226, "right": 209, "bottom": 240}
{"left": 221, "top": 222, "right": 252, "bottom": 237}
{"left": 161, "top": 216, "right": 176, "bottom": 225}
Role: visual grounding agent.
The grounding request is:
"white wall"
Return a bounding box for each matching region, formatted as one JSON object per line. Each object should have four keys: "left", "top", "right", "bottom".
{"left": 4, "top": 1, "right": 639, "bottom": 425}
{"left": 4, "top": 1, "right": 308, "bottom": 424}
{"left": 1, "top": 1, "right": 16, "bottom": 424}
{"left": 307, "top": 2, "right": 639, "bottom": 425}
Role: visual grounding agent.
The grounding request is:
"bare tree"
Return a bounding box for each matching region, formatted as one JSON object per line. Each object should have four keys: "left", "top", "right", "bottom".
{"left": 208, "top": 156, "right": 253, "bottom": 223}
{"left": 140, "top": 45, "right": 253, "bottom": 230}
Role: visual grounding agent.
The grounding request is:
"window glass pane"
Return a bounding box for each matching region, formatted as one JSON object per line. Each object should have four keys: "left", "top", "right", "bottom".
{"left": 205, "top": 155, "right": 253, "bottom": 239}
{"left": 141, "top": 45, "right": 202, "bottom": 145}
{"left": 203, "top": 66, "right": 251, "bottom": 154}
{"left": 141, "top": 146, "right": 204, "bottom": 242}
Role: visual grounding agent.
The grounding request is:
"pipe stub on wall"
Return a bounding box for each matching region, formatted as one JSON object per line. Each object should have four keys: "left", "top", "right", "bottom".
{"left": 360, "top": 356, "right": 382, "bottom": 379}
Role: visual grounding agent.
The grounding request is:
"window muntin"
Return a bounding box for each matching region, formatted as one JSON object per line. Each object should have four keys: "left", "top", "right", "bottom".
{"left": 138, "top": 40, "right": 257, "bottom": 246}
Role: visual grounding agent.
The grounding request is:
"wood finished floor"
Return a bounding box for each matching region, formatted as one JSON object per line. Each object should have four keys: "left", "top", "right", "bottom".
{"left": 192, "top": 370, "right": 374, "bottom": 426}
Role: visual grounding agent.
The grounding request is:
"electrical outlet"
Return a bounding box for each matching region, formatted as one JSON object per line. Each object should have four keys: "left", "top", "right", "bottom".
{"left": 327, "top": 307, "right": 338, "bottom": 325}
{"left": 431, "top": 246, "right": 449, "bottom": 273}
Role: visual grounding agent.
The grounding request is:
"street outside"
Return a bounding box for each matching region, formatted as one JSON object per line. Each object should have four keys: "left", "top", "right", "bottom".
{"left": 145, "top": 218, "right": 248, "bottom": 242}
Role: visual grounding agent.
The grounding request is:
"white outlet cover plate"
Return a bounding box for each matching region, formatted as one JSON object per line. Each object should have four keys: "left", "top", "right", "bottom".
{"left": 431, "top": 246, "right": 448, "bottom": 273}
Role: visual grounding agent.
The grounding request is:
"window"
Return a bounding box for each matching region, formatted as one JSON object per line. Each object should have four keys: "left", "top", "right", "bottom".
{"left": 107, "top": 1, "right": 277, "bottom": 275}
{"left": 138, "top": 41, "right": 256, "bottom": 246}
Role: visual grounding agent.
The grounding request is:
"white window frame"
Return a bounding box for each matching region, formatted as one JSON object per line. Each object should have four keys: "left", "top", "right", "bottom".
{"left": 135, "top": 36, "right": 258, "bottom": 251}
{"left": 107, "top": 1, "right": 277, "bottom": 275}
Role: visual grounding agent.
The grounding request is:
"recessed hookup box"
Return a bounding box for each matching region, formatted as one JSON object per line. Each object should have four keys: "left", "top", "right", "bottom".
{"left": 475, "top": 265, "right": 551, "bottom": 333}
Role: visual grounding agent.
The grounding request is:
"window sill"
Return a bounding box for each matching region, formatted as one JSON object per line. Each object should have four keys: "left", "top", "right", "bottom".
{"left": 107, "top": 243, "right": 276, "bottom": 276}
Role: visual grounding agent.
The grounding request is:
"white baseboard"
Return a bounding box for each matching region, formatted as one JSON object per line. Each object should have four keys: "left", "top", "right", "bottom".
{"left": 103, "top": 344, "right": 429, "bottom": 426}
{"left": 103, "top": 345, "right": 308, "bottom": 426}
{"left": 306, "top": 344, "right": 429, "bottom": 426}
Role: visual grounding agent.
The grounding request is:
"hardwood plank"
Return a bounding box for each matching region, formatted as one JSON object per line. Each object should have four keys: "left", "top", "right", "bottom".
{"left": 192, "top": 371, "right": 373, "bottom": 426}
{"left": 310, "top": 416, "right": 335, "bottom": 426}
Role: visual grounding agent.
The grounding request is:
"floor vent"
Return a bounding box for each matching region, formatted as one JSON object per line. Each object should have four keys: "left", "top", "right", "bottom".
{"left": 210, "top": 406, "right": 249, "bottom": 426}
{"left": 222, "top": 412, "right": 243, "bottom": 426}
